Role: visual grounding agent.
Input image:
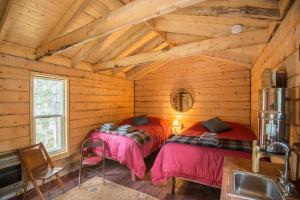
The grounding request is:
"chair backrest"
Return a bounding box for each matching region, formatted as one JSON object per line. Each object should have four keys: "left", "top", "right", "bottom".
{"left": 80, "top": 137, "right": 105, "bottom": 156}
{"left": 18, "top": 143, "right": 53, "bottom": 172}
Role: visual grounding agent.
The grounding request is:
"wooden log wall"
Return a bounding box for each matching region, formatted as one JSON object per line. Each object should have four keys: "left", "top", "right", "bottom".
{"left": 134, "top": 57, "right": 251, "bottom": 129}
{"left": 251, "top": 1, "right": 300, "bottom": 145}
{"left": 0, "top": 54, "right": 134, "bottom": 172}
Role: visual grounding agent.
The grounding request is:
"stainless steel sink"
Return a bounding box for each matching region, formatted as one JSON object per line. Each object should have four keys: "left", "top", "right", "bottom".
{"left": 229, "top": 171, "right": 283, "bottom": 200}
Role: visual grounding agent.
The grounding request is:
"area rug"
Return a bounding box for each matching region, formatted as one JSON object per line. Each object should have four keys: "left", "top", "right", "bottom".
{"left": 55, "top": 176, "right": 158, "bottom": 200}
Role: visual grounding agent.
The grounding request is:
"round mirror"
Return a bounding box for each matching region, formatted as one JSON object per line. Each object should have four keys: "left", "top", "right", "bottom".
{"left": 170, "top": 89, "right": 194, "bottom": 112}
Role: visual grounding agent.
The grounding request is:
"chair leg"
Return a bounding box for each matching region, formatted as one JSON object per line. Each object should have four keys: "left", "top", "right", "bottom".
{"left": 55, "top": 174, "right": 65, "bottom": 193}
{"left": 78, "top": 165, "right": 82, "bottom": 188}
{"left": 22, "top": 175, "right": 29, "bottom": 200}
{"left": 102, "top": 157, "right": 105, "bottom": 184}
{"left": 31, "top": 177, "right": 45, "bottom": 200}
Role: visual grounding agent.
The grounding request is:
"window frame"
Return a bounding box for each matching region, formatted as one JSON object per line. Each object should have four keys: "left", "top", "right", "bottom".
{"left": 30, "top": 72, "right": 69, "bottom": 160}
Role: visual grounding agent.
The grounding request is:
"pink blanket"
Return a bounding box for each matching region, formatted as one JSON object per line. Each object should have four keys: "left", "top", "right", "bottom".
{"left": 151, "top": 122, "right": 256, "bottom": 187}
{"left": 90, "top": 117, "right": 171, "bottom": 179}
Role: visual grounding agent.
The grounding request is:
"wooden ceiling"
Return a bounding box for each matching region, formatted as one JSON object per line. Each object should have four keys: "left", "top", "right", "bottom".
{"left": 0, "top": 0, "right": 291, "bottom": 79}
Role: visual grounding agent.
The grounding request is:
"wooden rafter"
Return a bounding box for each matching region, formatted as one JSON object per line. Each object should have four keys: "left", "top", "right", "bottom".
{"left": 112, "top": 38, "right": 168, "bottom": 75}
{"left": 175, "top": 2, "right": 281, "bottom": 20}
{"left": 126, "top": 60, "right": 170, "bottom": 80}
{"left": 104, "top": 0, "right": 174, "bottom": 75}
{"left": 144, "top": 20, "right": 174, "bottom": 47}
{"left": 71, "top": 37, "right": 106, "bottom": 67}
{"left": 279, "top": 0, "right": 293, "bottom": 19}
{"left": 100, "top": 26, "right": 150, "bottom": 62}
{"left": 42, "top": 0, "right": 93, "bottom": 44}
{"left": 72, "top": 0, "right": 119, "bottom": 67}
{"left": 35, "top": 0, "right": 209, "bottom": 59}
{"left": 194, "top": 0, "right": 280, "bottom": 10}
{"left": 93, "top": 29, "right": 269, "bottom": 71}
{"left": 155, "top": 18, "right": 260, "bottom": 38}
{"left": 157, "top": 14, "right": 271, "bottom": 28}
{"left": 117, "top": 31, "right": 158, "bottom": 59}
{"left": 0, "top": 0, "right": 14, "bottom": 43}
{"left": 72, "top": 0, "right": 174, "bottom": 67}
{"left": 252, "top": 0, "right": 300, "bottom": 74}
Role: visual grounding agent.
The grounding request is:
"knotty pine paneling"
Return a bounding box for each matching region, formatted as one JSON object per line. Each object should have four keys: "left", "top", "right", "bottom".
{"left": 135, "top": 60, "right": 251, "bottom": 130}
{"left": 0, "top": 54, "right": 134, "bottom": 173}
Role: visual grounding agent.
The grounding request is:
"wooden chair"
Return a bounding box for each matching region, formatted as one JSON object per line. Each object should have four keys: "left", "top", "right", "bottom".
{"left": 18, "top": 143, "right": 65, "bottom": 200}
{"left": 79, "top": 137, "right": 106, "bottom": 187}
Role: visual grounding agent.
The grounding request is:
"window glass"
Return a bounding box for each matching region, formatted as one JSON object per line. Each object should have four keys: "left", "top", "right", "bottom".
{"left": 32, "top": 75, "right": 67, "bottom": 155}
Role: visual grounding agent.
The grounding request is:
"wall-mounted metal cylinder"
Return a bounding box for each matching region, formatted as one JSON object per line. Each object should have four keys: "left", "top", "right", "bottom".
{"left": 258, "top": 88, "right": 288, "bottom": 154}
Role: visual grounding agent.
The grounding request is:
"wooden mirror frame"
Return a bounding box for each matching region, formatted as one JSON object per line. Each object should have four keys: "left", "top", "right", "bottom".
{"left": 170, "top": 88, "right": 194, "bottom": 112}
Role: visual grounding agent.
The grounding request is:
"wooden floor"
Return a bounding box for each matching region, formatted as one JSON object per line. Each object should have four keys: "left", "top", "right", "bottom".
{"left": 11, "top": 151, "right": 220, "bottom": 200}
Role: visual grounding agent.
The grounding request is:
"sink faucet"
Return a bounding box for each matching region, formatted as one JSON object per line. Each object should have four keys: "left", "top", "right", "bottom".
{"left": 269, "top": 141, "right": 295, "bottom": 197}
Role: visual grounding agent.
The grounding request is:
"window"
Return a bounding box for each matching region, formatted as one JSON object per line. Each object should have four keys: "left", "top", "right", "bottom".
{"left": 32, "top": 74, "right": 68, "bottom": 156}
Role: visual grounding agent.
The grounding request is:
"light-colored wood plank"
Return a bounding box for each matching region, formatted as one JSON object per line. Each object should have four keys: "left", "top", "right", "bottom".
{"left": 86, "top": 27, "right": 131, "bottom": 63}
{"left": 279, "top": 0, "right": 292, "bottom": 19}
{"left": 134, "top": 58, "right": 250, "bottom": 128}
{"left": 100, "top": 26, "right": 150, "bottom": 62}
{"left": 166, "top": 32, "right": 209, "bottom": 45}
{"left": 176, "top": 1, "right": 280, "bottom": 20}
{"left": 35, "top": 0, "right": 209, "bottom": 59}
{"left": 194, "top": 0, "right": 279, "bottom": 10}
{"left": 0, "top": 125, "right": 29, "bottom": 140}
{"left": 70, "top": 0, "right": 113, "bottom": 67}
{"left": 71, "top": 37, "right": 106, "bottom": 67}
{"left": 127, "top": 60, "right": 170, "bottom": 80}
{"left": 154, "top": 18, "right": 259, "bottom": 37}
{"left": 118, "top": 31, "right": 158, "bottom": 59}
{"left": 42, "top": 0, "right": 93, "bottom": 44}
{"left": 0, "top": 41, "right": 36, "bottom": 59}
{"left": 250, "top": 1, "right": 300, "bottom": 134}
{"left": 0, "top": 0, "right": 15, "bottom": 42}
{"left": 158, "top": 14, "right": 271, "bottom": 28}
{"left": 96, "top": 29, "right": 268, "bottom": 71}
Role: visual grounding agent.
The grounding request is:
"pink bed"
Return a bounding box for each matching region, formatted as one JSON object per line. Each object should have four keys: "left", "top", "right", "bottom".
{"left": 151, "top": 121, "right": 256, "bottom": 188}
{"left": 90, "top": 117, "right": 171, "bottom": 179}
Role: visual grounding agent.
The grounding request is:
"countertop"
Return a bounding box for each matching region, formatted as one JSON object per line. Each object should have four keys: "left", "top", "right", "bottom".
{"left": 220, "top": 156, "right": 284, "bottom": 200}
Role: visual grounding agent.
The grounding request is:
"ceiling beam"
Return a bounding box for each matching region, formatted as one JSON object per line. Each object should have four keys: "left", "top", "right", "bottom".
{"left": 0, "top": 0, "right": 15, "bottom": 43}
{"left": 193, "top": 0, "right": 280, "bottom": 10}
{"left": 144, "top": 20, "right": 174, "bottom": 47}
{"left": 175, "top": 3, "right": 280, "bottom": 20}
{"left": 124, "top": 0, "right": 174, "bottom": 48}
{"left": 126, "top": 60, "right": 170, "bottom": 80}
{"left": 71, "top": 37, "right": 106, "bottom": 67}
{"left": 71, "top": 0, "right": 116, "bottom": 67}
{"left": 154, "top": 18, "right": 259, "bottom": 37}
{"left": 93, "top": 29, "right": 269, "bottom": 71}
{"left": 71, "top": 0, "right": 174, "bottom": 67}
{"left": 205, "top": 44, "right": 266, "bottom": 65}
{"left": 157, "top": 14, "right": 271, "bottom": 28}
{"left": 117, "top": 31, "right": 158, "bottom": 59}
{"left": 42, "top": 0, "right": 93, "bottom": 44}
{"left": 166, "top": 33, "right": 209, "bottom": 46}
{"left": 252, "top": 0, "right": 300, "bottom": 75}
{"left": 100, "top": 26, "right": 149, "bottom": 62}
{"left": 112, "top": 38, "right": 167, "bottom": 75}
{"left": 279, "top": 0, "right": 293, "bottom": 19}
{"left": 35, "top": 0, "right": 209, "bottom": 59}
